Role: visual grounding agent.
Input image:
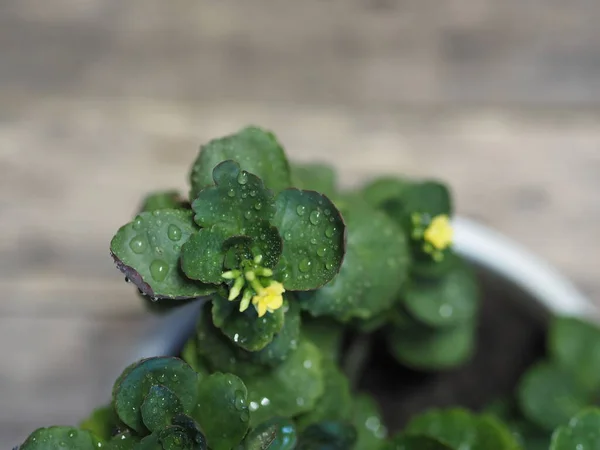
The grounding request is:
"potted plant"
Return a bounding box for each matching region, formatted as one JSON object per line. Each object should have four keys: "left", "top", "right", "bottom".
{"left": 15, "top": 126, "right": 600, "bottom": 450}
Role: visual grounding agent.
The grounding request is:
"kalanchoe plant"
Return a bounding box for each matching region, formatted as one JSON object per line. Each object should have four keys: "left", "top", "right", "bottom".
{"left": 16, "top": 126, "right": 600, "bottom": 449}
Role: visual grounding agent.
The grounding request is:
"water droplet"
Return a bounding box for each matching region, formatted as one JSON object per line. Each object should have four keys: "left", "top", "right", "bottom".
{"left": 296, "top": 205, "right": 306, "bottom": 216}
{"left": 242, "top": 192, "right": 248, "bottom": 199}
{"left": 233, "top": 333, "right": 240, "bottom": 342}
{"left": 439, "top": 304, "right": 454, "bottom": 318}
{"left": 298, "top": 258, "right": 311, "bottom": 273}
{"left": 303, "top": 360, "right": 312, "bottom": 369}
{"left": 254, "top": 202, "right": 262, "bottom": 211}
{"left": 234, "top": 390, "right": 246, "bottom": 410}
{"left": 324, "top": 209, "right": 331, "bottom": 216}
{"left": 325, "top": 226, "right": 335, "bottom": 238}
{"left": 284, "top": 231, "right": 292, "bottom": 241}
{"left": 310, "top": 238, "right": 317, "bottom": 245}
{"left": 173, "top": 244, "right": 181, "bottom": 251}
{"left": 240, "top": 410, "right": 250, "bottom": 422}
{"left": 244, "top": 211, "right": 252, "bottom": 220}
{"left": 325, "top": 262, "right": 334, "bottom": 270}
{"left": 366, "top": 416, "right": 381, "bottom": 432}
{"left": 167, "top": 224, "right": 182, "bottom": 241}
{"left": 133, "top": 216, "right": 144, "bottom": 230}
{"left": 296, "top": 397, "right": 305, "bottom": 406}
{"left": 317, "top": 247, "right": 326, "bottom": 257}
{"left": 237, "top": 171, "right": 248, "bottom": 185}
{"left": 152, "top": 210, "right": 161, "bottom": 217}
{"left": 68, "top": 430, "right": 77, "bottom": 438}
{"left": 260, "top": 397, "right": 270, "bottom": 406}
{"left": 260, "top": 234, "right": 266, "bottom": 240}
{"left": 250, "top": 190, "right": 257, "bottom": 197}
{"left": 309, "top": 210, "right": 322, "bottom": 225}
{"left": 249, "top": 401, "right": 259, "bottom": 412}
{"left": 150, "top": 260, "right": 169, "bottom": 282}
{"left": 227, "top": 189, "right": 236, "bottom": 198}
{"left": 129, "top": 236, "right": 147, "bottom": 254}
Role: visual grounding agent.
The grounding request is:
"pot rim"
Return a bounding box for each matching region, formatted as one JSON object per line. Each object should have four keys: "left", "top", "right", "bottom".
{"left": 130, "top": 216, "right": 597, "bottom": 360}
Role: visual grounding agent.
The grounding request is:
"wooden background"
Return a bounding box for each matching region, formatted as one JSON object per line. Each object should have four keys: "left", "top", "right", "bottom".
{"left": 1, "top": 0, "right": 600, "bottom": 445}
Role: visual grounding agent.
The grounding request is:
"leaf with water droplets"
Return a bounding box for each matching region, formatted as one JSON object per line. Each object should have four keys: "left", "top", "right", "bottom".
{"left": 140, "top": 190, "right": 188, "bottom": 213}
{"left": 351, "top": 394, "right": 388, "bottom": 450}
{"left": 110, "top": 209, "right": 216, "bottom": 300}
{"left": 112, "top": 357, "right": 199, "bottom": 433}
{"left": 517, "top": 361, "right": 591, "bottom": 432}
{"left": 192, "top": 160, "right": 277, "bottom": 237}
{"left": 405, "top": 408, "right": 521, "bottom": 450}
{"left": 549, "top": 316, "right": 600, "bottom": 392}
{"left": 550, "top": 408, "right": 600, "bottom": 450}
{"left": 192, "top": 373, "right": 250, "bottom": 450}
{"left": 296, "top": 358, "right": 352, "bottom": 430}
{"left": 170, "top": 414, "right": 207, "bottom": 450}
{"left": 141, "top": 385, "right": 184, "bottom": 432}
{"left": 243, "top": 339, "right": 324, "bottom": 427}
{"left": 296, "top": 421, "right": 357, "bottom": 450}
{"left": 105, "top": 432, "right": 141, "bottom": 450}
{"left": 272, "top": 189, "right": 346, "bottom": 291}
{"left": 300, "top": 198, "right": 409, "bottom": 321}
{"left": 212, "top": 294, "right": 285, "bottom": 352}
{"left": 189, "top": 126, "right": 291, "bottom": 199}
{"left": 387, "top": 319, "right": 475, "bottom": 371}
{"left": 402, "top": 262, "right": 479, "bottom": 328}
{"left": 181, "top": 225, "right": 231, "bottom": 284}
{"left": 242, "top": 417, "right": 298, "bottom": 450}
{"left": 19, "top": 427, "right": 100, "bottom": 450}
{"left": 291, "top": 163, "right": 337, "bottom": 198}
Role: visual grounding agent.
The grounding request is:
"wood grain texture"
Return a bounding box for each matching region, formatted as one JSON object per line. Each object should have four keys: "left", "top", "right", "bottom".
{"left": 1, "top": 0, "right": 600, "bottom": 446}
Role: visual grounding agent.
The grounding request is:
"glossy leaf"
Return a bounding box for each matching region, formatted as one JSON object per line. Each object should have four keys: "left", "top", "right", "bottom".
{"left": 191, "top": 160, "right": 276, "bottom": 236}
{"left": 193, "top": 373, "right": 250, "bottom": 450}
{"left": 189, "top": 126, "right": 291, "bottom": 198}
{"left": 387, "top": 320, "right": 475, "bottom": 371}
{"left": 112, "top": 357, "right": 199, "bottom": 433}
{"left": 20, "top": 427, "right": 100, "bottom": 450}
{"left": 110, "top": 209, "right": 215, "bottom": 300}
{"left": 517, "top": 361, "right": 590, "bottom": 431}
{"left": 402, "top": 263, "right": 479, "bottom": 328}
{"left": 181, "top": 225, "right": 230, "bottom": 284}
{"left": 244, "top": 299, "right": 302, "bottom": 368}
{"left": 157, "top": 425, "right": 196, "bottom": 450}
{"left": 550, "top": 408, "right": 600, "bottom": 450}
{"left": 141, "top": 190, "right": 187, "bottom": 212}
{"left": 549, "top": 316, "right": 600, "bottom": 391}
{"left": 243, "top": 417, "right": 297, "bottom": 450}
{"left": 291, "top": 163, "right": 337, "bottom": 198}
{"left": 352, "top": 394, "right": 388, "bottom": 450}
{"left": 80, "top": 405, "right": 118, "bottom": 441}
{"left": 296, "top": 358, "right": 352, "bottom": 429}
{"left": 212, "top": 294, "right": 285, "bottom": 351}
{"left": 141, "top": 385, "right": 184, "bottom": 432}
{"left": 384, "top": 435, "right": 453, "bottom": 450}
{"left": 243, "top": 339, "right": 324, "bottom": 426}
{"left": 296, "top": 421, "right": 357, "bottom": 450}
{"left": 300, "top": 199, "right": 410, "bottom": 321}
{"left": 272, "top": 189, "right": 346, "bottom": 291}
{"left": 171, "top": 414, "right": 207, "bottom": 450}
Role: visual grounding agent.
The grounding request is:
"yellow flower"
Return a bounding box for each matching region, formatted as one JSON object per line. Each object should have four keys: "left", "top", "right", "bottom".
{"left": 252, "top": 281, "right": 285, "bottom": 317}
{"left": 423, "top": 214, "right": 453, "bottom": 250}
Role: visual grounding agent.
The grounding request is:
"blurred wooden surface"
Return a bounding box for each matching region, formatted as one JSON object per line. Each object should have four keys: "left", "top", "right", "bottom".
{"left": 1, "top": 0, "right": 600, "bottom": 446}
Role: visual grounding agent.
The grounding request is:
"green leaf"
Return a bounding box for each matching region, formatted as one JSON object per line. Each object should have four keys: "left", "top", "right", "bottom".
{"left": 549, "top": 316, "right": 600, "bottom": 392}
{"left": 80, "top": 405, "right": 119, "bottom": 441}
{"left": 291, "top": 163, "right": 337, "bottom": 198}
{"left": 110, "top": 209, "right": 216, "bottom": 300}
{"left": 242, "top": 417, "right": 297, "bottom": 450}
{"left": 212, "top": 294, "right": 285, "bottom": 351}
{"left": 141, "top": 385, "right": 184, "bottom": 432}
{"left": 181, "top": 225, "right": 230, "bottom": 284}
{"left": 20, "top": 427, "right": 100, "bottom": 450}
{"left": 296, "top": 358, "right": 352, "bottom": 430}
{"left": 296, "top": 421, "right": 357, "bottom": 450}
{"left": 384, "top": 435, "right": 453, "bottom": 450}
{"left": 141, "top": 190, "right": 187, "bottom": 212}
{"left": 299, "top": 199, "right": 410, "bottom": 321}
{"left": 405, "top": 409, "right": 521, "bottom": 450}
{"left": 301, "top": 318, "right": 345, "bottom": 362}
{"left": 400, "top": 181, "right": 453, "bottom": 220}
{"left": 170, "top": 415, "right": 207, "bottom": 450}
{"left": 361, "top": 177, "right": 411, "bottom": 220}
{"left": 195, "top": 304, "right": 266, "bottom": 378}
{"left": 387, "top": 320, "right": 475, "bottom": 370}
{"left": 244, "top": 298, "right": 302, "bottom": 368}
{"left": 402, "top": 263, "right": 479, "bottom": 328}
{"left": 112, "top": 357, "right": 199, "bottom": 433}
{"left": 272, "top": 189, "right": 346, "bottom": 291}
{"left": 243, "top": 339, "right": 324, "bottom": 427}
{"left": 193, "top": 373, "right": 250, "bottom": 450}
{"left": 157, "top": 425, "right": 198, "bottom": 450}
{"left": 517, "top": 361, "right": 590, "bottom": 432}
{"left": 180, "top": 337, "right": 210, "bottom": 378}
{"left": 550, "top": 408, "right": 600, "bottom": 450}
{"left": 189, "top": 126, "right": 291, "bottom": 199}
{"left": 352, "top": 394, "right": 388, "bottom": 450}
{"left": 105, "top": 432, "right": 140, "bottom": 450}
{"left": 191, "top": 160, "right": 276, "bottom": 235}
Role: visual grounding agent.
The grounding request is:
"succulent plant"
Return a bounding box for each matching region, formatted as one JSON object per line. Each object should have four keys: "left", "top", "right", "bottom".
{"left": 17, "top": 127, "right": 600, "bottom": 449}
